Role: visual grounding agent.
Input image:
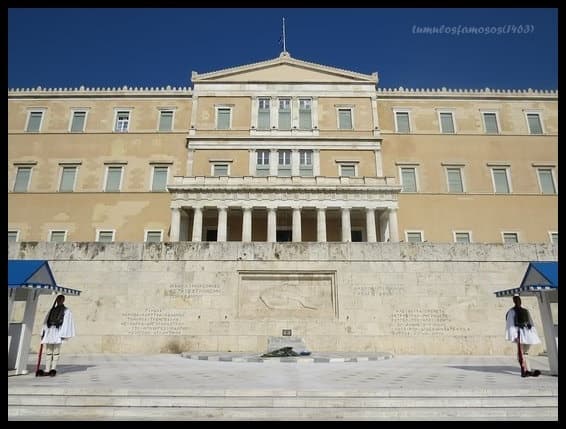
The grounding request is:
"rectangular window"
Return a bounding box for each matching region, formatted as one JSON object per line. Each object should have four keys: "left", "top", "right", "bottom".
{"left": 105, "top": 166, "right": 123, "bottom": 192}
{"left": 550, "top": 232, "right": 558, "bottom": 244}
{"left": 278, "top": 150, "right": 291, "bottom": 176}
{"left": 439, "top": 112, "right": 455, "bottom": 133}
{"left": 258, "top": 98, "right": 270, "bottom": 130}
{"left": 406, "top": 231, "right": 423, "bottom": 243}
{"left": 454, "top": 232, "right": 471, "bottom": 243}
{"left": 278, "top": 99, "right": 291, "bottom": 130}
{"left": 158, "top": 110, "right": 174, "bottom": 132}
{"left": 49, "top": 231, "right": 67, "bottom": 243}
{"left": 492, "top": 168, "right": 510, "bottom": 194}
{"left": 97, "top": 230, "right": 115, "bottom": 242}
{"left": 502, "top": 232, "right": 519, "bottom": 244}
{"left": 446, "top": 167, "right": 463, "bottom": 193}
{"left": 145, "top": 230, "right": 162, "bottom": 243}
{"left": 483, "top": 112, "right": 499, "bottom": 134}
{"left": 400, "top": 167, "right": 417, "bottom": 192}
{"left": 338, "top": 108, "right": 353, "bottom": 129}
{"left": 537, "top": 168, "right": 556, "bottom": 194}
{"left": 70, "top": 111, "right": 87, "bottom": 132}
{"left": 115, "top": 111, "right": 130, "bottom": 132}
{"left": 299, "top": 99, "right": 312, "bottom": 130}
{"left": 299, "top": 150, "right": 313, "bottom": 176}
{"left": 213, "top": 164, "right": 229, "bottom": 176}
{"left": 13, "top": 166, "right": 32, "bottom": 192}
{"left": 340, "top": 164, "right": 356, "bottom": 177}
{"left": 59, "top": 166, "right": 78, "bottom": 192}
{"left": 526, "top": 113, "right": 543, "bottom": 135}
{"left": 8, "top": 231, "right": 19, "bottom": 242}
{"left": 26, "top": 111, "right": 43, "bottom": 132}
{"left": 151, "top": 166, "right": 168, "bottom": 192}
{"left": 256, "top": 150, "right": 270, "bottom": 177}
{"left": 395, "top": 111, "right": 410, "bottom": 133}
{"left": 217, "top": 107, "right": 231, "bottom": 130}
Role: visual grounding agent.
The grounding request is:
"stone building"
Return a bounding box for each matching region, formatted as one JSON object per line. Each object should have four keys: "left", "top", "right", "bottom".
{"left": 8, "top": 52, "right": 558, "bottom": 355}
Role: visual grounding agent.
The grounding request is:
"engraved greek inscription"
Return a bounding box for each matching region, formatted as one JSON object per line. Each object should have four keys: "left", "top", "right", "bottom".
{"left": 167, "top": 283, "right": 221, "bottom": 298}
{"left": 121, "top": 308, "right": 186, "bottom": 335}
{"left": 353, "top": 284, "right": 405, "bottom": 297}
{"left": 390, "top": 309, "right": 470, "bottom": 336}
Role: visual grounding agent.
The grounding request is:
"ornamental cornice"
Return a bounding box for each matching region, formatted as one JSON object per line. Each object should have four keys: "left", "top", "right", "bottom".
{"left": 377, "top": 87, "right": 557, "bottom": 99}
{"left": 8, "top": 85, "right": 192, "bottom": 97}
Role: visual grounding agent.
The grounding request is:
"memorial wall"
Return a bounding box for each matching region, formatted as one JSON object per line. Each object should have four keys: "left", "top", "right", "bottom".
{"left": 8, "top": 242, "right": 556, "bottom": 356}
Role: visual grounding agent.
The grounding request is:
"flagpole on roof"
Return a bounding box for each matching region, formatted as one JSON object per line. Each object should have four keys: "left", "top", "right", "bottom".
{"left": 282, "top": 17, "right": 286, "bottom": 53}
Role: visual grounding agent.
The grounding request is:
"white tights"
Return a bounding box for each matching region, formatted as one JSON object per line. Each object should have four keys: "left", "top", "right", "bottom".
{"left": 44, "top": 343, "right": 61, "bottom": 372}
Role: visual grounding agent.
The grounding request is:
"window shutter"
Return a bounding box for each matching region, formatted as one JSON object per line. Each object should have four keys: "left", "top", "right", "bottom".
{"left": 447, "top": 168, "right": 463, "bottom": 192}
{"left": 14, "top": 167, "right": 31, "bottom": 192}
{"left": 339, "top": 109, "right": 352, "bottom": 129}
{"left": 27, "top": 112, "right": 43, "bottom": 132}
{"left": 440, "top": 113, "right": 455, "bottom": 133}
{"left": 483, "top": 113, "right": 498, "bottom": 133}
{"left": 527, "top": 114, "right": 543, "bottom": 134}
{"left": 159, "top": 111, "right": 173, "bottom": 131}
{"left": 106, "top": 167, "right": 122, "bottom": 191}
{"left": 152, "top": 167, "right": 168, "bottom": 191}
{"left": 401, "top": 168, "right": 417, "bottom": 192}
{"left": 71, "top": 112, "right": 86, "bottom": 132}
{"left": 493, "top": 169, "right": 510, "bottom": 193}
{"left": 217, "top": 109, "right": 231, "bottom": 129}
{"left": 59, "top": 167, "right": 76, "bottom": 192}
{"left": 538, "top": 169, "right": 555, "bottom": 194}
{"left": 396, "top": 112, "right": 410, "bottom": 132}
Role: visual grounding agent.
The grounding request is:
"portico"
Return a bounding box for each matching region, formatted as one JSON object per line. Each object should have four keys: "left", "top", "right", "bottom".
{"left": 169, "top": 176, "right": 401, "bottom": 243}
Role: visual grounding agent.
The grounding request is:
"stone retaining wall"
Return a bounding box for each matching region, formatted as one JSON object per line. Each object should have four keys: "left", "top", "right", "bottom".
{"left": 8, "top": 242, "right": 557, "bottom": 355}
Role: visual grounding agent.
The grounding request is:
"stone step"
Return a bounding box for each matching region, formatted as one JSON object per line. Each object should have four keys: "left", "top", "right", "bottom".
{"left": 8, "top": 393, "right": 558, "bottom": 408}
{"left": 9, "top": 391, "right": 558, "bottom": 420}
{"left": 8, "top": 405, "right": 558, "bottom": 420}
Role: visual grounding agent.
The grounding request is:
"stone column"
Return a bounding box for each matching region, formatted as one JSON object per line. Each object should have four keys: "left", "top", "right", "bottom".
{"left": 388, "top": 208, "right": 399, "bottom": 242}
{"left": 170, "top": 207, "right": 180, "bottom": 242}
{"left": 341, "top": 207, "right": 351, "bottom": 242}
{"left": 312, "top": 97, "right": 319, "bottom": 130}
{"left": 374, "top": 149, "right": 383, "bottom": 177}
{"left": 270, "top": 97, "right": 278, "bottom": 130}
{"left": 291, "top": 149, "right": 300, "bottom": 176}
{"left": 242, "top": 206, "right": 252, "bottom": 242}
{"left": 313, "top": 149, "right": 321, "bottom": 176}
{"left": 317, "top": 207, "right": 327, "bottom": 242}
{"left": 186, "top": 149, "right": 195, "bottom": 176}
{"left": 267, "top": 207, "right": 277, "bottom": 242}
{"left": 250, "top": 97, "right": 258, "bottom": 130}
{"left": 217, "top": 206, "right": 228, "bottom": 242}
{"left": 192, "top": 207, "right": 203, "bottom": 242}
{"left": 366, "top": 208, "right": 377, "bottom": 242}
{"left": 248, "top": 149, "right": 256, "bottom": 176}
{"left": 292, "top": 207, "right": 302, "bottom": 242}
{"left": 269, "top": 149, "right": 278, "bottom": 176}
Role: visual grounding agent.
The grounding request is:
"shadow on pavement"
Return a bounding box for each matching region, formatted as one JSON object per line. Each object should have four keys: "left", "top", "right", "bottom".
{"left": 26, "top": 364, "right": 96, "bottom": 375}
{"left": 448, "top": 365, "right": 519, "bottom": 375}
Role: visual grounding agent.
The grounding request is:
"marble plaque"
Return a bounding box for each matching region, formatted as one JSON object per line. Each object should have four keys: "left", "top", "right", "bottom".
{"left": 238, "top": 270, "right": 337, "bottom": 319}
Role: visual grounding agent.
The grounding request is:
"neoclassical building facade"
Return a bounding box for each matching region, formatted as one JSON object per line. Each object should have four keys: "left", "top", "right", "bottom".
{"left": 7, "top": 53, "right": 558, "bottom": 355}
{"left": 8, "top": 52, "right": 558, "bottom": 246}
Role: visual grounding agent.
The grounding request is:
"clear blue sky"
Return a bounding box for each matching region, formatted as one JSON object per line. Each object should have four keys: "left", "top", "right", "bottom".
{"left": 8, "top": 8, "right": 557, "bottom": 90}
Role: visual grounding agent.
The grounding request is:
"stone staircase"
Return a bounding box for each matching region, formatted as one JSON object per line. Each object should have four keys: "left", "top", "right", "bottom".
{"left": 8, "top": 387, "right": 558, "bottom": 420}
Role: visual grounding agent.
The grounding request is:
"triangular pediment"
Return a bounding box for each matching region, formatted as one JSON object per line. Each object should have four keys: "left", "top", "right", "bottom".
{"left": 192, "top": 52, "right": 377, "bottom": 84}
